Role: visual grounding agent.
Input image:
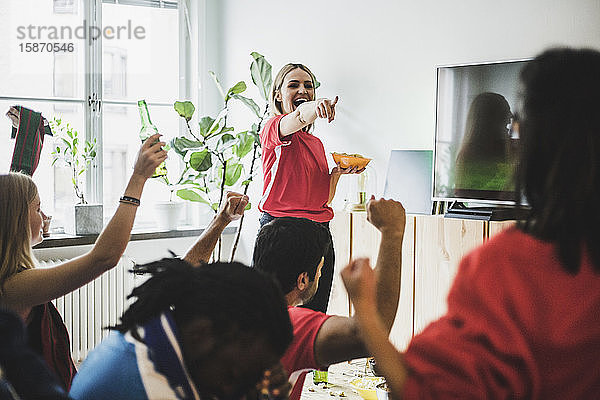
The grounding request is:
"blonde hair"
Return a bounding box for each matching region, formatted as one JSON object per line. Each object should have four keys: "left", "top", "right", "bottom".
{"left": 0, "top": 172, "right": 38, "bottom": 293}
{"left": 268, "top": 63, "right": 317, "bottom": 117}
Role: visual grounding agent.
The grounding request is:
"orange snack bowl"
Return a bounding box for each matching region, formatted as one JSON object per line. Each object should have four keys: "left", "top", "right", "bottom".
{"left": 332, "top": 152, "right": 372, "bottom": 169}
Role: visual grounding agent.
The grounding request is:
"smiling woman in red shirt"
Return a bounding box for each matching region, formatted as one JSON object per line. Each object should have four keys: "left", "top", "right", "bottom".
{"left": 258, "top": 63, "right": 362, "bottom": 312}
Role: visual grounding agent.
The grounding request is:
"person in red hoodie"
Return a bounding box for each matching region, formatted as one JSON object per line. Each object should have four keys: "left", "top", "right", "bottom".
{"left": 341, "top": 47, "right": 600, "bottom": 400}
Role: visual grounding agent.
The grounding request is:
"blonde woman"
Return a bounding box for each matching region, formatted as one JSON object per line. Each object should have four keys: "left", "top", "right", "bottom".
{"left": 0, "top": 134, "right": 166, "bottom": 390}
{"left": 258, "top": 63, "right": 362, "bottom": 312}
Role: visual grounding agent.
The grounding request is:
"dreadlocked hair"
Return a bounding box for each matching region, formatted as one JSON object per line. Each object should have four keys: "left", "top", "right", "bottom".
{"left": 111, "top": 257, "right": 293, "bottom": 356}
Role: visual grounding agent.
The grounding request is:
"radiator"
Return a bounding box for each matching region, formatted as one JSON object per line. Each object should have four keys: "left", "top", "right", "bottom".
{"left": 38, "top": 256, "right": 137, "bottom": 364}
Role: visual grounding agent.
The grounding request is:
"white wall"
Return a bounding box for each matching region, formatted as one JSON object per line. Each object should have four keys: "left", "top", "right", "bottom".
{"left": 199, "top": 0, "right": 600, "bottom": 265}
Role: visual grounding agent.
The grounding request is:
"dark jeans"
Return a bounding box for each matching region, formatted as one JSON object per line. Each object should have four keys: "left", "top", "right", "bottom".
{"left": 259, "top": 212, "right": 335, "bottom": 313}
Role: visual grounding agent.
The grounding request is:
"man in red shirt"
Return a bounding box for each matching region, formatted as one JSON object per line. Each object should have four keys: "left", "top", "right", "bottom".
{"left": 182, "top": 193, "right": 406, "bottom": 400}
{"left": 252, "top": 198, "right": 406, "bottom": 400}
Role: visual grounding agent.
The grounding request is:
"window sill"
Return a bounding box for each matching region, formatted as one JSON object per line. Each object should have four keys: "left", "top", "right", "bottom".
{"left": 33, "top": 225, "right": 238, "bottom": 249}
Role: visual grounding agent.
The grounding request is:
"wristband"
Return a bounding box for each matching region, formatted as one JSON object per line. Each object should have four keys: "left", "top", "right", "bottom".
{"left": 119, "top": 195, "right": 140, "bottom": 206}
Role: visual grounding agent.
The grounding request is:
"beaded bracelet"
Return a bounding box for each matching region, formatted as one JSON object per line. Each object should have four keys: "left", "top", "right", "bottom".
{"left": 119, "top": 195, "right": 140, "bottom": 206}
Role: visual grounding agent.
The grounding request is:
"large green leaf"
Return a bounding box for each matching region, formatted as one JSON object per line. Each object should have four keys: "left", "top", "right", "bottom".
{"left": 174, "top": 101, "right": 195, "bottom": 121}
{"left": 224, "top": 162, "right": 243, "bottom": 186}
{"left": 216, "top": 133, "right": 237, "bottom": 153}
{"left": 61, "top": 138, "right": 72, "bottom": 150}
{"left": 250, "top": 52, "right": 272, "bottom": 101}
{"left": 199, "top": 116, "right": 215, "bottom": 137}
{"left": 205, "top": 108, "right": 229, "bottom": 139}
{"left": 189, "top": 150, "right": 212, "bottom": 172}
{"left": 234, "top": 131, "right": 254, "bottom": 158}
{"left": 225, "top": 81, "right": 247, "bottom": 102}
{"left": 176, "top": 188, "right": 210, "bottom": 204}
{"left": 209, "top": 71, "right": 226, "bottom": 100}
{"left": 171, "top": 137, "right": 204, "bottom": 157}
{"left": 233, "top": 94, "right": 261, "bottom": 118}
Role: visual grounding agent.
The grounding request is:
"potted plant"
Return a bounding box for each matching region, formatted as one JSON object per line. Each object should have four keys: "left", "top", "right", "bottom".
{"left": 50, "top": 117, "right": 102, "bottom": 235}
{"left": 151, "top": 171, "right": 186, "bottom": 231}
{"left": 171, "top": 52, "right": 273, "bottom": 260}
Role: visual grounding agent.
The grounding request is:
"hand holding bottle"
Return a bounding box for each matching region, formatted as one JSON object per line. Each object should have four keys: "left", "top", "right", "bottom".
{"left": 138, "top": 99, "right": 168, "bottom": 177}
{"left": 133, "top": 133, "right": 168, "bottom": 180}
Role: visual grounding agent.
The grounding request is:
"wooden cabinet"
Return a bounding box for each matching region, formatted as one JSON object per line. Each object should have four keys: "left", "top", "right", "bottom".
{"left": 488, "top": 220, "right": 516, "bottom": 238}
{"left": 329, "top": 212, "right": 517, "bottom": 350}
{"left": 413, "top": 216, "right": 484, "bottom": 334}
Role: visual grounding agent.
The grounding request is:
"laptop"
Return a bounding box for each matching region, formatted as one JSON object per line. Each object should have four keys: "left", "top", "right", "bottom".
{"left": 383, "top": 150, "right": 433, "bottom": 215}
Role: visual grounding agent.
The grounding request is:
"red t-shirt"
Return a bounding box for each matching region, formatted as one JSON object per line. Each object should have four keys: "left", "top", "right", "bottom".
{"left": 282, "top": 306, "right": 332, "bottom": 400}
{"left": 259, "top": 115, "right": 334, "bottom": 222}
{"left": 403, "top": 228, "right": 600, "bottom": 399}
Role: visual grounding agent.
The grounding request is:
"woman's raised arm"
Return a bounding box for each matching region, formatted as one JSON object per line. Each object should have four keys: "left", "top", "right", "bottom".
{"left": 2, "top": 134, "right": 167, "bottom": 317}
{"left": 279, "top": 96, "right": 338, "bottom": 138}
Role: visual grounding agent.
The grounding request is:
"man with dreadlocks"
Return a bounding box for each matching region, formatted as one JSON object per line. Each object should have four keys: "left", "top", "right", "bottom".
{"left": 69, "top": 193, "right": 293, "bottom": 400}
{"left": 69, "top": 259, "right": 292, "bottom": 400}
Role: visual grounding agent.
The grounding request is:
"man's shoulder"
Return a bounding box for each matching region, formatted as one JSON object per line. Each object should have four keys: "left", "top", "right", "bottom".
{"left": 288, "top": 306, "right": 332, "bottom": 327}
{"left": 288, "top": 306, "right": 329, "bottom": 317}
{"left": 70, "top": 332, "right": 146, "bottom": 399}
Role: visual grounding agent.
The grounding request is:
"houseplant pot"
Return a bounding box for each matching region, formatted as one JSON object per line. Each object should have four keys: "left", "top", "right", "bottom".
{"left": 64, "top": 203, "right": 103, "bottom": 235}
{"left": 153, "top": 201, "right": 184, "bottom": 231}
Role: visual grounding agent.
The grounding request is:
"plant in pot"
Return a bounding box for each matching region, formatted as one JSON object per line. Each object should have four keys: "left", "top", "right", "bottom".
{"left": 150, "top": 170, "right": 186, "bottom": 231}
{"left": 172, "top": 52, "right": 273, "bottom": 261}
{"left": 50, "top": 117, "right": 102, "bottom": 235}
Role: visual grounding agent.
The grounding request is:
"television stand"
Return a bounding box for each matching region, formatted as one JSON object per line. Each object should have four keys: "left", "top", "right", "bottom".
{"left": 444, "top": 202, "right": 530, "bottom": 221}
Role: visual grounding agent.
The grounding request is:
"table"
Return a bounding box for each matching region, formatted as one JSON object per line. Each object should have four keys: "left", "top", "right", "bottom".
{"left": 300, "top": 358, "right": 385, "bottom": 400}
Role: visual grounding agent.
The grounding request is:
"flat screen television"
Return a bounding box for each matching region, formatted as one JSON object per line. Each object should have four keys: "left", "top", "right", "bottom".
{"left": 432, "top": 58, "right": 530, "bottom": 207}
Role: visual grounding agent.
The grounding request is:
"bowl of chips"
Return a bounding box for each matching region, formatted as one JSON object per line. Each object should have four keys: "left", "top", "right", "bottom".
{"left": 332, "top": 152, "right": 372, "bottom": 170}
{"left": 350, "top": 377, "right": 385, "bottom": 400}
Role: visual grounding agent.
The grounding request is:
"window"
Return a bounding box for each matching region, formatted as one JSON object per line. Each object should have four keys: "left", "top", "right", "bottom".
{"left": 103, "top": 47, "right": 128, "bottom": 99}
{"left": 0, "top": 0, "right": 189, "bottom": 232}
{"left": 54, "top": 0, "right": 78, "bottom": 14}
{"left": 101, "top": 1, "right": 180, "bottom": 229}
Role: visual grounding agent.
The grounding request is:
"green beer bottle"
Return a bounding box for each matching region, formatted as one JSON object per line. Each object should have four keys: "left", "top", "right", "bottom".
{"left": 138, "top": 99, "right": 167, "bottom": 177}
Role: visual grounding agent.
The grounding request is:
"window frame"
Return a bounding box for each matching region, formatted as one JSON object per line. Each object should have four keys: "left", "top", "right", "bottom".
{"left": 1, "top": 0, "right": 196, "bottom": 232}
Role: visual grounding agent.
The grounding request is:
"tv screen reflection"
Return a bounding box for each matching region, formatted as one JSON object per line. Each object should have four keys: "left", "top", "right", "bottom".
{"left": 433, "top": 60, "right": 529, "bottom": 204}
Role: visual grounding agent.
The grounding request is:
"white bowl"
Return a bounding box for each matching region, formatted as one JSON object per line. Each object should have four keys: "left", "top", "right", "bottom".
{"left": 376, "top": 382, "right": 390, "bottom": 400}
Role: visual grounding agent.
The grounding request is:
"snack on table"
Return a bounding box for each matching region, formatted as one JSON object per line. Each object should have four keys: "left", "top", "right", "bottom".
{"left": 350, "top": 377, "right": 385, "bottom": 400}
{"left": 331, "top": 152, "right": 372, "bottom": 169}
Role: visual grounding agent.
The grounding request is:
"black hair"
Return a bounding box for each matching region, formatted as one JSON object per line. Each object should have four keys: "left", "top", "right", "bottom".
{"left": 111, "top": 258, "right": 293, "bottom": 357}
{"left": 516, "top": 47, "right": 600, "bottom": 274}
{"left": 253, "top": 217, "right": 331, "bottom": 294}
